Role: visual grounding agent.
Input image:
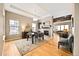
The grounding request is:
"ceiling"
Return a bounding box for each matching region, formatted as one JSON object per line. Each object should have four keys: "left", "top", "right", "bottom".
{"left": 4, "top": 3, "right": 73, "bottom": 19}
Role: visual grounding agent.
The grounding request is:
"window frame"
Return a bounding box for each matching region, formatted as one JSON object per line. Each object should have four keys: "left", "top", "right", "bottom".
{"left": 56, "top": 25, "right": 69, "bottom": 31}
{"left": 9, "top": 20, "right": 19, "bottom": 35}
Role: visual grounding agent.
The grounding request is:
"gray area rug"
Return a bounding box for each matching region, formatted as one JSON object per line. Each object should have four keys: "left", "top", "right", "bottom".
{"left": 15, "top": 38, "right": 48, "bottom": 56}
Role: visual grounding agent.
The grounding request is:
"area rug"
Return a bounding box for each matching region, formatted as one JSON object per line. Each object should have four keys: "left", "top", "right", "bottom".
{"left": 15, "top": 38, "right": 47, "bottom": 56}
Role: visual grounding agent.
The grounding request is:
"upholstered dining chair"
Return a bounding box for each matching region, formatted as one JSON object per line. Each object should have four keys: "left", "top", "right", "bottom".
{"left": 58, "top": 34, "right": 74, "bottom": 52}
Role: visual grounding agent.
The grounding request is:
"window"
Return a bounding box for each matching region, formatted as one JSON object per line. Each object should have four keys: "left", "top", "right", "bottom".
{"left": 56, "top": 25, "right": 69, "bottom": 31}
{"left": 64, "top": 25, "right": 69, "bottom": 30}
{"left": 9, "top": 20, "right": 19, "bottom": 35}
{"left": 61, "top": 25, "right": 64, "bottom": 31}
{"left": 32, "top": 23, "right": 36, "bottom": 32}
{"left": 56, "top": 26, "right": 61, "bottom": 31}
{"left": 33, "top": 18, "right": 38, "bottom": 21}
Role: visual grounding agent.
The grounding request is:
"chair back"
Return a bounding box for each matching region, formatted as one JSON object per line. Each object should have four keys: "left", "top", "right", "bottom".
{"left": 34, "top": 32, "right": 38, "bottom": 38}
{"left": 68, "top": 34, "right": 72, "bottom": 40}
{"left": 68, "top": 34, "right": 74, "bottom": 44}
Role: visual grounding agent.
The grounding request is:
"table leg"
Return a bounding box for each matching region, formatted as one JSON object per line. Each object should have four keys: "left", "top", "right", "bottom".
{"left": 32, "top": 35, "right": 34, "bottom": 44}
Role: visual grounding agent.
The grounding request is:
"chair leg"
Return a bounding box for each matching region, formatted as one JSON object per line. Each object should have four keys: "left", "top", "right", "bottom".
{"left": 35, "top": 37, "right": 38, "bottom": 43}
{"left": 42, "top": 36, "right": 44, "bottom": 40}
{"left": 27, "top": 38, "right": 28, "bottom": 41}
{"left": 69, "top": 47, "right": 72, "bottom": 53}
{"left": 58, "top": 43, "right": 60, "bottom": 48}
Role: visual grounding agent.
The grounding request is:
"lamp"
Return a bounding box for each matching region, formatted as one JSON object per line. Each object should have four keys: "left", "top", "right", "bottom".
{"left": 22, "top": 25, "right": 26, "bottom": 32}
{"left": 64, "top": 29, "right": 69, "bottom": 32}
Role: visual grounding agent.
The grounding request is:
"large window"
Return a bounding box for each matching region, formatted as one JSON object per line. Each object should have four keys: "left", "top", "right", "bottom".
{"left": 9, "top": 20, "right": 19, "bottom": 35}
{"left": 56, "top": 25, "right": 69, "bottom": 31}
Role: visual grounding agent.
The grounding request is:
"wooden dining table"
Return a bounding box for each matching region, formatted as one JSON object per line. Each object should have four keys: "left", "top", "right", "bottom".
{"left": 27, "top": 32, "right": 44, "bottom": 44}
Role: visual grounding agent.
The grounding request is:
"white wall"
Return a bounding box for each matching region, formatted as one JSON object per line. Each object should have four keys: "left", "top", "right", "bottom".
{"left": 74, "top": 3, "right": 79, "bottom": 56}
{"left": 0, "top": 3, "right": 5, "bottom": 56}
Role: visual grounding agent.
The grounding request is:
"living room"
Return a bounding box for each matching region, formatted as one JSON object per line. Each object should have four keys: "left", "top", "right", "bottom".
{"left": 0, "top": 3, "right": 75, "bottom": 56}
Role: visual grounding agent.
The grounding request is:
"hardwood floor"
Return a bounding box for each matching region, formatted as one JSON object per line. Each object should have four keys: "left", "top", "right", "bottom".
{"left": 25, "top": 39, "right": 72, "bottom": 56}
{"left": 3, "top": 34, "right": 72, "bottom": 56}
{"left": 3, "top": 40, "right": 20, "bottom": 56}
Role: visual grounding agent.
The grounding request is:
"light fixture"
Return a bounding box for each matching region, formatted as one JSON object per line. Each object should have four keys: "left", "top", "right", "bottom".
{"left": 22, "top": 25, "right": 26, "bottom": 32}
